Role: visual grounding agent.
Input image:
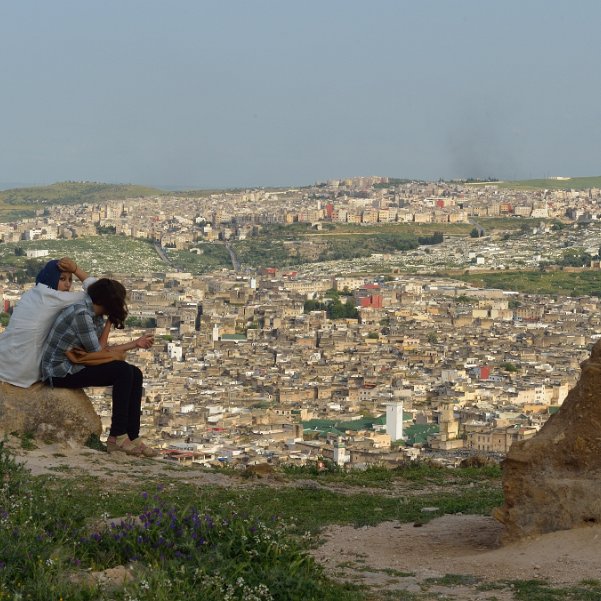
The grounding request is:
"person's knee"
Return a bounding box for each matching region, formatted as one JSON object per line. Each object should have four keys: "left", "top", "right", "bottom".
{"left": 112, "top": 360, "right": 133, "bottom": 379}
{"left": 131, "top": 365, "right": 143, "bottom": 385}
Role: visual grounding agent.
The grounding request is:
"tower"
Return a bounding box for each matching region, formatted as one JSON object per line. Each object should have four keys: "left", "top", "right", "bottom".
{"left": 386, "top": 401, "right": 404, "bottom": 442}
{"left": 333, "top": 437, "right": 348, "bottom": 466}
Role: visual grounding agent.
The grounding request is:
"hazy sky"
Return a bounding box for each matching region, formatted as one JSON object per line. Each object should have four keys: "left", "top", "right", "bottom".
{"left": 1, "top": 1, "right": 600, "bottom": 189}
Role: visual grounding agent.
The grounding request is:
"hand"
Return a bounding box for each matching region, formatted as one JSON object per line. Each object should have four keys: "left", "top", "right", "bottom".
{"left": 58, "top": 257, "right": 77, "bottom": 273}
{"left": 134, "top": 335, "right": 154, "bottom": 350}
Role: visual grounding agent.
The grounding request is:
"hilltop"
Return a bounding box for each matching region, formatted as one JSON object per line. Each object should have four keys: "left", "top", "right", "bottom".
{"left": 0, "top": 182, "right": 164, "bottom": 220}
{"left": 474, "top": 175, "right": 601, "bottom": 191}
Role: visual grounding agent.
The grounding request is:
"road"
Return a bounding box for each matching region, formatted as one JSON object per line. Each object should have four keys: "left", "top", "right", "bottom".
{"left": 225, "top": 242, "right": 240, "bottom": 271}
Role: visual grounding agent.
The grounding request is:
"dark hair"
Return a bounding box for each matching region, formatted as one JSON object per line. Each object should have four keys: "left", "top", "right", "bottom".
{"left": 87, "top": 278, "right": 128, "bottom": 329}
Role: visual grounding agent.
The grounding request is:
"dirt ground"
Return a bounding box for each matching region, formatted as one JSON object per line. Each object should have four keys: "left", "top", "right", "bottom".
{"left": 10, "top": 440, "right": 601, "bottom": 600}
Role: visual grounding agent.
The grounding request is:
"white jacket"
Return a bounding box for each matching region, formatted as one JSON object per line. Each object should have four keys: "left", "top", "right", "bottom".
{"left": 0, "top": 278, "right": 96, "bottom": 387}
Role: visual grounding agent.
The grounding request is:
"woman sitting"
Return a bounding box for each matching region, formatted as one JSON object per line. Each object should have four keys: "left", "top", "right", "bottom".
{"left": 41, "top": 278, "right": 157, "bottom": 457}
{"left": 0, "top": 257, "right": 94, "bottom": 388}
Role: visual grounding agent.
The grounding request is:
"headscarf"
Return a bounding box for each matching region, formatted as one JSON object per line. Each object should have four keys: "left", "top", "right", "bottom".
{"left": 35, "top": 260, "right": 62, "bottom": 290}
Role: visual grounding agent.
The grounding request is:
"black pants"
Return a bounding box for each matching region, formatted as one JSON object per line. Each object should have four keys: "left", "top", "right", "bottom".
{"left": 50, "top": 361, "right": 144, "bottom": 439}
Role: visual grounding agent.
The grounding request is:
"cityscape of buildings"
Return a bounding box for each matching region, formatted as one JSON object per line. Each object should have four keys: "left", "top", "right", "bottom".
{"left": 1, "top": 177, "right": 600, "bottom": 469}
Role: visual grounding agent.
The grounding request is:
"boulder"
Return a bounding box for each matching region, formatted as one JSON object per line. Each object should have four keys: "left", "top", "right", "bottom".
{"left": 494, "top": 340, "right": 601, "bottom": 541}
{"left": 0, "top": 382, "right": 102, "bottom": 444}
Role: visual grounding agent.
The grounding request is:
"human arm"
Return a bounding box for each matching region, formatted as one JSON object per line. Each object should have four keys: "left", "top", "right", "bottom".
{"left": 107, "top": 334, "right": 154, "bottom": 353}
{"left": 58, "top": 257, "right": 89, "bottom": 283}
{"left": 98, "top": 319, "right": 112, "bottom": 349}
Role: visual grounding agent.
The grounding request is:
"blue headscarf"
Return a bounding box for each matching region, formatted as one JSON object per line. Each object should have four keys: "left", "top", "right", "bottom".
{"left": 35, "top": 260, "right": 61, "bottom": 290}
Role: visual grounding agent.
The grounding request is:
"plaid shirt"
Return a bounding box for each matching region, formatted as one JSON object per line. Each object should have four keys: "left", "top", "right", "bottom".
{"left": 41, "top": 296, "right": 105, "bottom": 381}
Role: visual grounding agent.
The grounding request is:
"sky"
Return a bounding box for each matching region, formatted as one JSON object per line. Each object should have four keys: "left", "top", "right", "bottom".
{"left": 1, "top": 1, "right": 601, "bottom": 190}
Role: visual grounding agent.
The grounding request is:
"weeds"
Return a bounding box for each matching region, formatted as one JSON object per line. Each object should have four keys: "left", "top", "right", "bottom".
{"left": 0, "top": 442, "right": 364, "bottom": 600}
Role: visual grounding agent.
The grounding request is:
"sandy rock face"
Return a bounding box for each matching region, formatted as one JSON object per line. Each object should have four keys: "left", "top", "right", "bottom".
{"left": 495, "top": 339, "right": 601, "bottom": 541}
{"left": 0, "top": 381, "right": 101, "bottom": 444}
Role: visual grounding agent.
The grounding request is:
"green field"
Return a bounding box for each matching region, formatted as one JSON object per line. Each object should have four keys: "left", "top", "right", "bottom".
{"left": 0, "top": 182, "right": 164, "bottom": 221}
{"left": 0, "top": 236, "right": 165, "bottom": 276}
{"left": 0, "top": 440, "right": 504, "bottom": 601}
{"left": 453, "top": 270, "right": 601, "bottom": 296}
{"left": 165, "top": 244, "right": 232, "bottom": 273}
{"left": 232, "top": 222, "right": 472, "bottom": 268}
{"left": 495, "top": 176, "right": 601, "bottom": 191}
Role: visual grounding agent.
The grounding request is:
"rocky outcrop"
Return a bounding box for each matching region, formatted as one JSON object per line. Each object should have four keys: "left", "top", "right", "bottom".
{"left": 495, "top": 340, "right": 601, "bottom": 541}
{"left": 0, "top": 382, "right": 101, "bottom": 444}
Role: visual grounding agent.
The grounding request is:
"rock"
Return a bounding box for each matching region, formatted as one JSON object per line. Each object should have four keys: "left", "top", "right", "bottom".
{"left": 0, "top": 381, "right": 101, "bottom": 444}
{"left": 494, "top": 339, "right": 601, "bottom": 541}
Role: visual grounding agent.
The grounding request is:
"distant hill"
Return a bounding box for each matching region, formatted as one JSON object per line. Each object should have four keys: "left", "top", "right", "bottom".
{"left": 0, "top": 181, "right": 164, "bottom": 208}
{"left": 495, "top": 176, "right": 601, "bottom": 191}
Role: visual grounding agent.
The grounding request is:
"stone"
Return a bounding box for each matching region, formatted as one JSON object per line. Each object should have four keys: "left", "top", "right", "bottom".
{"left": 0, "top": 381, "right": 102, "bottom": 444}
{"left": 494, "top": 339, "right": 601, "bottom": 541}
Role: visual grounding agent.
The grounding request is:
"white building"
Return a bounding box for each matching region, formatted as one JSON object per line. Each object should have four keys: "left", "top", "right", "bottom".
{"left": 385, "top": 401, "right": 404, "bottom": 441}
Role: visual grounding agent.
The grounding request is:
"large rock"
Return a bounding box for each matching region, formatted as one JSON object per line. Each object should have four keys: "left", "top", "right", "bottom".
{"left": 0, "top": 382, "right": 101, "bottom": 444}
{"left": 494, "top": 340, "right": 601, "bottom": 541}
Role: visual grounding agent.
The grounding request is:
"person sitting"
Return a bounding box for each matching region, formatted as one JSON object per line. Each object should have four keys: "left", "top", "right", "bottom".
{"left": 41, "top": 278, "right": 157, "bottom": 457}
{"left": 0, "top": 257, "right": 94, "bottom": 388}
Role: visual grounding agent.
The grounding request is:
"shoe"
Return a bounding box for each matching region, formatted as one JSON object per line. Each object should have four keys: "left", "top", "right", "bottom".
{"left": 106, "top": 434, "right": 144, "bottom": 456}
{"left": 130, "top": 437, "right": 159, "bottom": 458}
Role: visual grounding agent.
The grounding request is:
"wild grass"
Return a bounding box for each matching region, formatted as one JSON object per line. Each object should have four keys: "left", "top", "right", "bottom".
{"left": 0, "top": 442, "right": 364, "bottom": 600}
{"left": 0, "top": 236, "right": 165, "bottom": 276}
{"left": 0, "top": 440, "right": 507, "bottom": 601}
{"left": 2, "top": 441, "right": 595, "bottom": 600}
{"left": 453, "top": 269, "right": 601, "bottom": 297}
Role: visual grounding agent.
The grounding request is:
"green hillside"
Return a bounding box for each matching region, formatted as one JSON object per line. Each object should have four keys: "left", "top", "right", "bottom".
{"left": 0, "top": 182, "right": 164, "bottom": 219}
{"left": 497, "top": 176, "right": 601, "bottom": 191}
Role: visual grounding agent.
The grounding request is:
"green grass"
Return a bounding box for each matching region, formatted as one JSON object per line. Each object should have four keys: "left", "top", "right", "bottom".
{"left": 166, "top": 243, "right": 233, "bottom": 273}
{"left": 452, "top": 270, "right": 601, "bottom": 297}
{"left": 496, "top": 175, "right": 601, "bottom": 191}
{"left": 0, "top": 442, "right": 506, "bottom": 601}
{"left": 477, "top": 217, "right": 555, "bottom": 231}
{"left": 0, "top": 181, "right": 163, "bottom": 210}
{"left": 230, "top": 223, "right": 476, "bottom": 268}
{"left": 504, "top": 579, "right": 601, "bottom": 600}
{"left": 0, "top": 236, "right": 166, "bottom": 276}
{"left": 3, "top": 441, "right": 594, "bottom": 601}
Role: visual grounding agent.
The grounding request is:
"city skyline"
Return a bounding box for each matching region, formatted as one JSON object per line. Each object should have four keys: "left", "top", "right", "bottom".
{"left": 2, "top": 1, "right": 601, "bottom": 189}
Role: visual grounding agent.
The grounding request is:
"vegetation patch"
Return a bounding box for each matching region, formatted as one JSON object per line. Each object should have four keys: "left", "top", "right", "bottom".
{"left": 0, "top": 236, "right": 165, "bottom": 278}
{"left": 452, "top": 270, "right": 601, "bottom": 297}
{"left": 165, "top": 244, "right": 232, "bottom": 273}
{"left": 0, "top": 441, "right": 507, "bottom": 600}
{"left": 0, "top": 182, "right": 162, "bottom": 210}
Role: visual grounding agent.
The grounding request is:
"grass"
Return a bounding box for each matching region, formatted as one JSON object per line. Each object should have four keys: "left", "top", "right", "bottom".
{"left": 0, "top": 441, "right": 505, "bottom": 601}
{"left": 0, "top": 236, "right": 166, "bottom": 276}
{"left": 0, "top": 182, "right": 163, "bottom": 209}
{"left": 282, "top": 461, "right": 502, "bottom": 489}
{"left": 165, "top": 244, "right": 232, "bottom": 273}
{"left": 496, "top": 176, "right": 601, "bottom": 191}
{"left": 452, "top": 269, "right": 601, "bottom": 297}
{"left": 2, "top": 441, "right": 598, "bottom": 600}
{"left": 504, "top": 579, "right": 601, "bottom": 600}
{"left": 0, "top": 442, "right": 365, "bottom": 601}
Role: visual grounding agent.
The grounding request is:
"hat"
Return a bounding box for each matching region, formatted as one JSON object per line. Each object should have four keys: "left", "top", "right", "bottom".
{"left": 35, "top": 260, "right": 62, "bottom": 290}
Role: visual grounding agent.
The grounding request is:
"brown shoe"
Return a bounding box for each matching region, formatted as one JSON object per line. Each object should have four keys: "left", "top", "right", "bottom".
{"left": 106, "top": 434, "right": 144, "bottom": 456}
{"left": 130, "top": 438, "right": 159, "bottom": 458}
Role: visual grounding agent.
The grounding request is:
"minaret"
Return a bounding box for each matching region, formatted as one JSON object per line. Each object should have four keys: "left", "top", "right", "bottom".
{"left": 386, "top": 401, "right": 404, "bottom": 442}
{"left": 333, "top": 437, "right": 347, "bottom": 466}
